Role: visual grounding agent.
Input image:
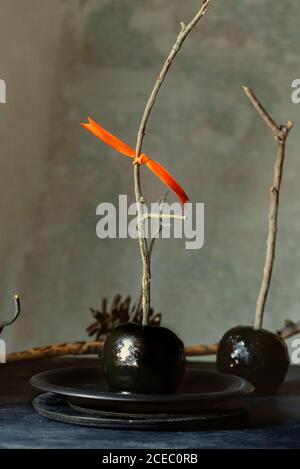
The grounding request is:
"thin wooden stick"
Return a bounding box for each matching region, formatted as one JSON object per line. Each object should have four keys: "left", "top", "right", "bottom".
{"left": 148, "top": 192, "right": 168, "bottom": 258}
{"left": 6, "top": 341, "right": 103, "bottom": 363}
{"left": 185, "top": 343, "right": 218, "bottom": 356}
{"left": 6, "top": 340, "right": 218, "bottom": 363}
{"left": 278, "top": 320, "right": 300, "bottom": 340}
{"left": 132, "top": 192, "right": 168, "bottom": 319}
{"left": 143, "top": 213, "right": 187, "bottom": 221}
{"left": 134, "top": 0, "right": 212, "bottom": 326}
{"left": 243, "top": 86, "right": 293, "bottom": 329}
{"left": 243, "top": 86, "right": 280, "bottom": 136}
{"left": 0, "top": 295, "right": 21, "bottom": 334}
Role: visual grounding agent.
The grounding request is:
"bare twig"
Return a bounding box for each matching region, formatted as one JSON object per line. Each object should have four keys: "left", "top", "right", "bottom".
{"left": 134, "top": 0, "right": 212, "bottom": 326}
{"left": 132, "top": 192, "right": 168, "bottom": 319}
{"left": 243, "top": 86, "right": 293, "bottom": 329}
{"left": 6, "top": 341, "right": 102, "bottom": 363}
{"left": 6, "top": 340, "right": 218, "bottom": 363}
{"left": 278, "top": 320, "right": 300, "bottom": 340}
{"left": 0, "top": 295, "right": 21, "bottom": 334}
{"left": 185, "top": 343, "right": 218, "bottom": 356}
{"left": 143, "top": 213, "right": 187, "bottom": 221}
{"left": 148, "top": 192, "right": 168, "bottom": 256}
{"left": 242, "top": 86, "right": 280, "bottom": 136}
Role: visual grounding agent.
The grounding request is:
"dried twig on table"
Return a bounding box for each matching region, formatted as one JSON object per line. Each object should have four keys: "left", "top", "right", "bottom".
{"left": 185, "top": 343, "right": 218, "bottom": 356}
{"left": 243, "top": 86, "right": 293, "bottom": 330}
{"left": 6, "top": 341, "right": 217, "bottom": 363}
{"left": 278, "top": 320, "right": 300, "bottom": 340}
{"left": 6, "top": 341, "right": 102, "bottom": 363}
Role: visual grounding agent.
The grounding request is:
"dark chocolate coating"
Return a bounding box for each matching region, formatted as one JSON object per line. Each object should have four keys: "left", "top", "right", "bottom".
{"left": 217, "top": 325, "right": 290, "bottom": 395}
{"left": 103, "top": 322, "right": 186, "bottom": 394}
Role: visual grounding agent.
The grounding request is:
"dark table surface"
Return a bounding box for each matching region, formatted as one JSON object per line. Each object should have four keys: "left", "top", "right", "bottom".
{"left": 1, "top": 357, "right": 300, "bottom": 449}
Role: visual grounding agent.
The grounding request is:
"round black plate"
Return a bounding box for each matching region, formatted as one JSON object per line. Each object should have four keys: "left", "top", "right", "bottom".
{"left": 30, "top": 365, "right": 254, "bottom": 414}
{"left": 33, "top": 393, "right": 249, "bottom": 431}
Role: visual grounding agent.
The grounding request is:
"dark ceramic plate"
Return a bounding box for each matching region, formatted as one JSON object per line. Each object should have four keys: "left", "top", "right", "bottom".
{"left": 32, "top": 393, "right": 249, "bottom": 431}
{"left": 30, "top": 365, "right": 254, "bottom": 414}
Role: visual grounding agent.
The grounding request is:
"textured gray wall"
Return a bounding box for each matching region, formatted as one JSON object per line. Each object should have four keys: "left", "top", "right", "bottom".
{"left": 0, "top": 0, "right": 300, "bottom": 353}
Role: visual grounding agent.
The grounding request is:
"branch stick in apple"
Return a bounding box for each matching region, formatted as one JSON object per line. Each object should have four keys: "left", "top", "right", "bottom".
{"left": 243, "top": 86, "right": 293, "bottom": 329}
{"left": 133, "top": 0, "right": 212, "bottom": 325}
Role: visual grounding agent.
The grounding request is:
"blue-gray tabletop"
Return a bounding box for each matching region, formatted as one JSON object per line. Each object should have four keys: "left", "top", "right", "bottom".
{"left": 1, "top": 357, "right": 300, "bottom": 449}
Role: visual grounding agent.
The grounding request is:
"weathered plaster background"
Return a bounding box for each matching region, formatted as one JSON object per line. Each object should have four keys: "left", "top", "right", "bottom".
{"left": 0, "top": 0, "right": 300, "bottom": 354}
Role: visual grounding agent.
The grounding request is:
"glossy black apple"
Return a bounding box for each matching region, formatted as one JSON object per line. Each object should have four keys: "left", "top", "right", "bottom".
{"left": 102, "top": 322, "right": 186, "bottom": 394}
{"left": 217, "top": 326, "right": 290, "bottom": 395}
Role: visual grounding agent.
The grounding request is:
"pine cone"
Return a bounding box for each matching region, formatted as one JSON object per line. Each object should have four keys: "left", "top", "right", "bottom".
{"left": 87, "top": 294, "right": 162, "bottom": 341}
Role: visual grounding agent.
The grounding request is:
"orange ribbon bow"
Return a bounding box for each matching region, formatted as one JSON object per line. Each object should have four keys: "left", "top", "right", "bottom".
{"left": 81, "top": 117, "right": 189, "bottom": 205}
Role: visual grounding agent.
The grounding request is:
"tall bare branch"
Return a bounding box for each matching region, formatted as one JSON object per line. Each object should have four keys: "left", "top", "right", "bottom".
{"left": 0, "top": 295, "right": 21, "bottom": 334}
{"left": 243, "top": 86, "right": 293, "bottom": 329}
{"left": 134, "top": 0, "right": 212, "bottom": 325}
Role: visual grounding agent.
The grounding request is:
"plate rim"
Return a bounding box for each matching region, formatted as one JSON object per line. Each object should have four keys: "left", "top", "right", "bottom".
{"left": 30, "top": 365, "right": 254, "bottom": 402}
{"left": 32, "top": 393, "right": 249, "bottom": 430}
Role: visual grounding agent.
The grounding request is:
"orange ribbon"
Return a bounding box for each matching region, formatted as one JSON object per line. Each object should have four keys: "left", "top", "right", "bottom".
{"left": 81, "top": 117, "right": 189, "bottom": 205}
